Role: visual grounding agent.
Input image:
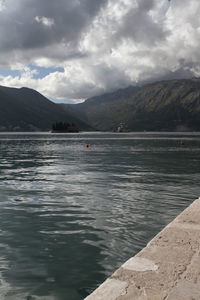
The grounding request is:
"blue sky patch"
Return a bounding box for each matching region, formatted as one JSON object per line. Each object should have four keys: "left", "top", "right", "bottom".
{"left": 0, "top": 65, "right": 64, "bottom": 79}
{"left": 0, "top": 69, "right": 21, "bottom": 77}
{"left": 28, "top": 65, "right": 65, "bottom": 79}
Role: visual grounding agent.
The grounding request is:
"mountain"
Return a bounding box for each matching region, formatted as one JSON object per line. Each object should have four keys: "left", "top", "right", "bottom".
{"left": 0, "top": 85, "right": 90, "bottom": 131}
{"left": 2, "top": 79, "right": 200, "bottom": 132}
{"left": 60, "top": 86, "right": 140, "bottom": 130}
{"left": 61, "top": 78, "right": 200, "bottom": 131}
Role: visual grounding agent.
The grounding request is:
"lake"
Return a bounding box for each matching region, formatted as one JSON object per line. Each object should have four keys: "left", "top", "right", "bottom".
{"left": 0, "top": 132, "right": 199, "bottom": 300}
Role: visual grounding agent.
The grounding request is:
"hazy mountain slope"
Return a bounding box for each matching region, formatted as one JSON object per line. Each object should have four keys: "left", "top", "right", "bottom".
{"left": 122, "top": 79, "right": 200, "bottom": 131}
{"left": 0, "top": 86, "right": 90, "bottom": 131}
{"left": 60, "top": 86, "right": 140, "bottom": 130}
{"left": 62, "top": 79, "right": 200, "bottom": 131}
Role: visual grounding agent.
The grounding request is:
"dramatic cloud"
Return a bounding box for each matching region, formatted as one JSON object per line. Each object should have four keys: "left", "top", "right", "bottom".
{"left": 0, "top": 0, "right": 200, "bottom": 101}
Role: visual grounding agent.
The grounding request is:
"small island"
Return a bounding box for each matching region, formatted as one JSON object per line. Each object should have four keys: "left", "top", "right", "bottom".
{"left": 51, "top": 122, "right": 79, "bottom": 133}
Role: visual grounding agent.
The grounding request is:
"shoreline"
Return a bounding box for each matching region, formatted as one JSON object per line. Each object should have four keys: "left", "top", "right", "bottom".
{"left": 85, "top": 197, "right": 200, "bottom": 300}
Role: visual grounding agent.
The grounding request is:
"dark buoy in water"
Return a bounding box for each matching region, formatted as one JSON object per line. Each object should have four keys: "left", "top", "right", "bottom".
{"left": 180, "top": 140, "right": 185, "bottom": 146}
{"left": 85, "top": 144, "right": 90, "bottom": 148}
{"left": 14, "top": 199, "right": 22, "bottom": 202}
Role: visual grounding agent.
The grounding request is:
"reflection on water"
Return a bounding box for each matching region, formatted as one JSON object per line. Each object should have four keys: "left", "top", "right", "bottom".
{"left": 0, "top": 132, "right": 199, "bottom": 299}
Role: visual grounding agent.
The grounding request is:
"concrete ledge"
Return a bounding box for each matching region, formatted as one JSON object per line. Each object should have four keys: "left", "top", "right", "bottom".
{"left": 85, "top": 197, "right": 200, "bottom": 300}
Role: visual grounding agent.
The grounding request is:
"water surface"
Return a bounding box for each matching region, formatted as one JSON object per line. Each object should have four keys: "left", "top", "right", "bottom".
{"left": 0, "top": 132, "right": 199, "bottom": 299}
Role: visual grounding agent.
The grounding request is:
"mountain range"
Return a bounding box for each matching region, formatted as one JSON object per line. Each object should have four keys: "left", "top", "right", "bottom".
{"left": 0, "top": 78, "right": 200, "bottom": 131}
{"left": 62, "top": 78, "right": 200, "bottom": 131}
{"left": 0, "top": 85, "right": 90, "bottom": 131}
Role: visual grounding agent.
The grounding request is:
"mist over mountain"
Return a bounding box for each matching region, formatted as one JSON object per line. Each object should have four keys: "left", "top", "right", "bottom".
{"left": 61, "top": 78, "right": 200, "bottom": 131}
{"left": 0, "top": 86, "right": 90, "bottom": 131}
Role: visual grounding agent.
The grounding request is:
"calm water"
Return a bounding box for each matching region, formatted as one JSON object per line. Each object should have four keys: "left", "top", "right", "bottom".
{"left": 0, "top": 132, "right": 199, "bottom": 300}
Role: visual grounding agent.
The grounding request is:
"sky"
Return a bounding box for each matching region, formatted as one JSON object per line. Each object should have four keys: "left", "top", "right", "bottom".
{"left": 0, "top": 0, "right": 199, "bottom": 103}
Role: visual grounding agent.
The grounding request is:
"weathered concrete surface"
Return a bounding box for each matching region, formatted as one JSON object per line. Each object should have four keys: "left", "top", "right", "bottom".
{"left": 85, "top": 197, "right": 200, "bottom": 300}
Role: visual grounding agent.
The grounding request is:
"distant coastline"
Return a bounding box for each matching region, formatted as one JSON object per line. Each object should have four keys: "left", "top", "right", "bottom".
{"left": 51, "top": 130, "right": 79, "bottom": 133}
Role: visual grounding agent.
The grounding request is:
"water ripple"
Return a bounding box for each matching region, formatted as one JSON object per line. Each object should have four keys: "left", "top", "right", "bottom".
{"left": 0, "top": 132, "right": 199, "bottom": 299}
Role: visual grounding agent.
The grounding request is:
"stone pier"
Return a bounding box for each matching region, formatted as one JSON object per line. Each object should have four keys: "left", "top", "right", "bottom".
{"left": 85, "top": 197, "right": 200, "bottom": 300}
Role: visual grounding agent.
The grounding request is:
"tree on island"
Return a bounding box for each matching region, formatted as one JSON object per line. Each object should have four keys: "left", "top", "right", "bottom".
{"left": 52, "top": 122, "right": 79, "bottom": 132}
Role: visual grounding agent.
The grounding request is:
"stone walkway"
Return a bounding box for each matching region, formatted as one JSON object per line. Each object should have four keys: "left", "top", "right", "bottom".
{"left": 85, "top": 197, "right": 200, "bottom": 300}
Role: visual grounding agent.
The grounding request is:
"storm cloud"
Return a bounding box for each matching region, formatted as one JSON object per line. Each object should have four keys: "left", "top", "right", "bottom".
{"left": 0, "top": 0, "right": 200, "bottom": 101}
